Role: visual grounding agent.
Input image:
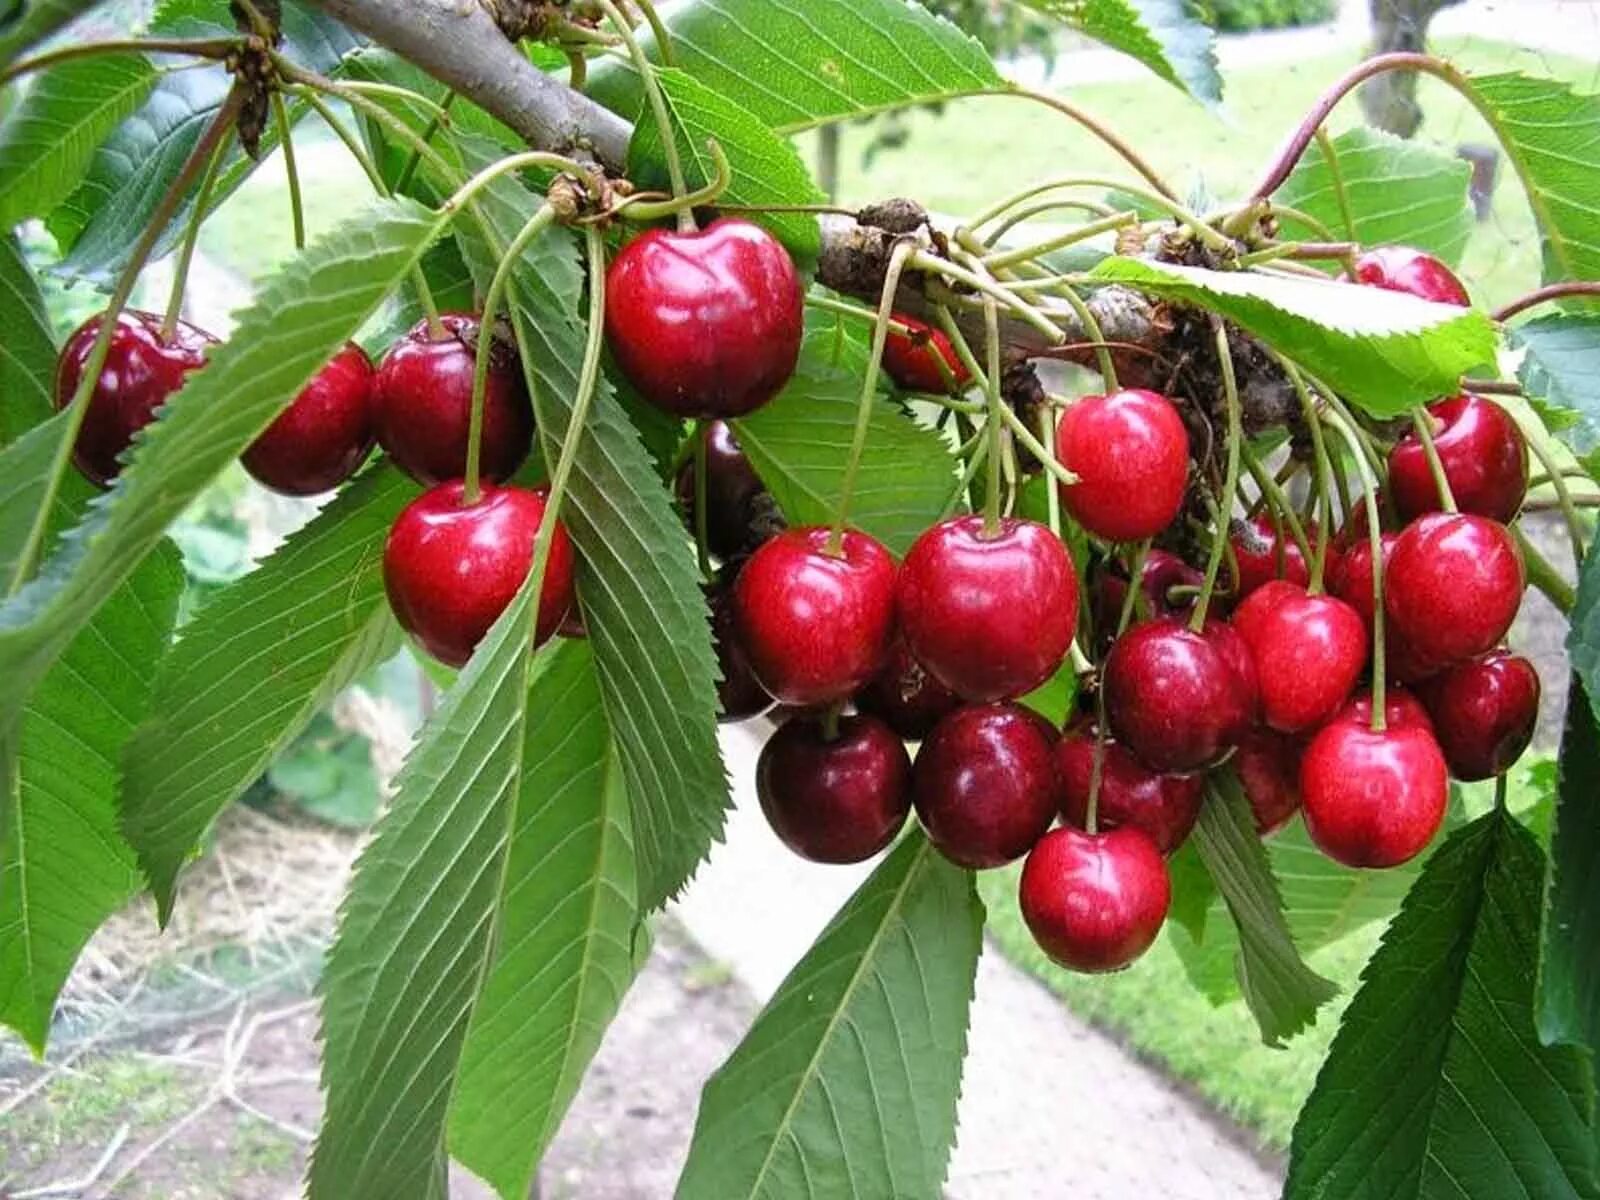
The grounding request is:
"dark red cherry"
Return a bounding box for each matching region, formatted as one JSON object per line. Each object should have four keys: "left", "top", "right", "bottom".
{"left": 1337, "top": 687, "right": 1434, "bottom": 733}
{"left": 1388, "top": 394, "right": 1527, "bottom": 524}
{"left": 733, "top": 526, "right": 896, "bottom": 706}
{"left": 1103, "top": 617, "right": 1251, "bottom": 773}
{"left": 244, "top": 342, "right": 375, "bottom": 495}
{"left": 1091, "top": 548, "right": 1201, "bottom": 650}
{"left": 54, "top": 309, "right": 213, "bottom": 486}
{"left": 1019, "top": 826, "right": 1170, "bottom": 973}
{"left": 756, "top": 713, "right": 911, "bottom": 863}
{"left": 706, "top": 566, "right": 771, "bottom": 722}
{"left": 897, "top": 515, "right": 1077, "bottom": 702}
{"left": 1234, "top": 727, "right": 1303, "bottom": 835}
{"left": 1200, "top": 617, "right": 1261, "bottom": 723}
{"left": 1353, "top": 246, "right": 1470, "bottom": 306}
{"left": 1386, "top": 513, "right": 1524, "bottom": 672}
{"left": 881, "top": 313, "right": 970, "bottom": 393}
{"left": 1234, "top": 584, "right": 1368, "bottom": 733}
{"left": 1055, "top": 388, "right": 1189, "bottom": 542}
{"left": 605, "top": 217, "right": 803, "bottom": 418}
{"left": 1230, "top": 514, "right": 1337, "bottom": 599}
{"left": 383, "top": 481, "right": 575, "bottom": 667}
{"left": 855, "top": 637, "right": 961, "bottom": 741}
{"left": 1300, "top": 717, "right": 1448, "bottom": 868}
{"left": 674, "top": 420, "right": 772, "bottom": 559}
{"left": 912, "top": 702, "right": 1059, "bottom": 868}
{"left": 1417, "top": 650, "right": 1540, "bottom": 780}
{"left": 372, "top": 313, "right": 533, "bottom": 486}
{"left": 1327, "top": 530, "right": 1397, "bottom": 635}
{"left": 1056, "top": 719, "right": 1202, "bottom": 854}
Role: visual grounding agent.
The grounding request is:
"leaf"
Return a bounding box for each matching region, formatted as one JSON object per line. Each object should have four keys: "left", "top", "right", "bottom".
{"left": 0, "top": 52, "right": 157, "bottom": 233}
{"left": 676, "top": 831, "right": 982, "bottom": 1200}
{"left": 0, "top": 411, "right": 77, "bottom": 592}
{"left": 1513, "top": 313, "right": 1600, "bottom": 480}
{"left": 448, "top": 639, "right": 640, "bottom": 1200}
{"left": 1285, "top": 808, "right": 1600, "bottom": 1199}
{"left": 1275, "top": 126, "right": 1474, "bottom": 267}
{"left": 267, "top": 712, "right": 383, "bottom": 830}
{"left": 1016, "top": 0, "right": 1220, "bottom": 103}
{"left": 1191, "top": 773, "right": 1337, "bottom": 1046}
{"left": 0, "top": 197, "right": 440, "bottom": 722}
{"left": 1090, "top": 255, "right": 1497, "bottom": 416}
{"left": 731, "top": 327, "right": 957, "bottom": 557}
{"left": 0, "top": 230, "right": 56, "bottom": 444}
{"left": 0, "top": 0, "right": 99, "bottom": 65}
{"left": 119, "top": 464, "right": 413, "bottom": 920}
{"left": 1569, "top": 538, "right": 1600, "bottom": 707}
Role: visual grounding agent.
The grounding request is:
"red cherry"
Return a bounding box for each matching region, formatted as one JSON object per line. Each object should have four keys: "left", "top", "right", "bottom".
{"left": 1327, "top": 531, "right": 1396, "bottom": 634}
{"left": 897, "top": 515, "right": 1078, "bottom": 702}
{"left": 1230, "top": 514, "right": 1337, "bottom": 599}
{"left": 1055, "top": 389, "right": 1189, "bottom": 542}
{"left": 54, "top": 309, "right": 213, "bottom": 486}
{"left": 1200, "top": 616, "right": 1261, "bottom": 723}
{"left": 1300, "top": 717, "right": 1448, "bottom": 868}
{"left": 1234, "top": 727, "right": 1303, "bottom": 834}
{"left": 1337, "top": 687, "right": 1434, "bottom": 733}
{"left": 733, "top": 527, "right": 896, "bottom": 706}
{"left": 1388, "top": 394, "right": 1527, "bottom": 523}
{"left": 373, "top": 313, "right": 533, "bottom": 486}
{"left": 243, "top": 343, "right": 375, "bottom": 495}
{"left": 1103, "top": 616, "right": 1252, "bottom": 772}
{"left": 1353, "top": 246, "right": 1470, "bottom": 306}
{"left": 707, "top": 566, "right": 771, "bottom": 723}
{"left": 1056, "top": 719, "right": 1202, "bottom": 854}
{"left": 1234, "top": 584, "right": 1368, "bottom": 733}
{"left": 881, "top": 314, "right": 970, "bottom": 393}
{"left": 1019, "top": 826, "right": 1170, "bottom": 972}
{"left": 1091, "top": 548, "right": 1201, "bottom": 648}
{"left": 1417, "top": 650, "right": 1541, "bottom": 780}
{"left": 1386, "top": 513, "right": 1524, "bottom": 672}
{"left": 383, "top": 481, "right": 575, "bottom": 667}
{"left": 756, "top": 713, "right": 911, "bottom": 863}
{"left": 912, "top": 702, "right": 1059, "bottom": 868}
{"left": 675, "top": 420, "right": 771, "bottom": 559}
{"left": 855, "top": 637, "right": 961, "bottom": 741}
{"left": 605, "top": 217, "right": 803, "bottom": 418}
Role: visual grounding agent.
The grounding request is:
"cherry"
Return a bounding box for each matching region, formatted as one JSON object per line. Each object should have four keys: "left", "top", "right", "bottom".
{"left": 1386, "top": 513, "right": 1524, "bottom": 672}
{"left": 1234, "top": 583, "right": 1368, "bottom": 733}
{"left": 1019, "top": 826, "right": 1170, "bottom": 973}
{"left": 1300, "top": 716, "right": 1448, "bottom": 868}
{"left": 1418, "top": 650, "right": 1541, "bottom": 780}
{"left": 1353, "top": 245, "right": 1470, "bottom": 306}
{"left": 881, "top": 314, "right": 970, "bottom": 393}
{"left": 373, "top": 313, "right": 533, "bottom": 486}
{"left": 243, "top": 343, "right": 375, "bottom": 495}
{"left": 1103, "top": 616, "right": 1253, "bottom": 773}
{"left": 55, "top": 309, "right": 213, "bottom": 486}
{"left": 1091, "top": 549, "right": 1200, "bottom": 651}
{"left": 383, "top": 481, "right": 575, "bottom": 667}
{"left": 605, "top": 217, "right": 803, "bottom": 418}
{"left": 1388, "top": 394, "right": 1527, "bottom": 523}
{"left": 756, "top": 713, "right": 911, "bottom": 863}
{"left": 1234, "top": 727, "right": 1303, "bottom": 835}
{"left": 733, "top": 526, "right": 896, "bottom": 706}
{"left": 1230, "top": 514, "right": 1337, "bottom": 599}
{"left": 1056, "top": 719, "right": 1202, "bottom": 854}
{"left": 1055, "top": 389, "right": 1189, "bottom": 542}
{"left": 855, "top": 637, "right": 960, "bottom": 741}
{"left": 674, "top": 420, "right": 772, "bottom": 559}
{"left": 1327, "top": 530, "right": 1397, "bottom": 635}
{"left": 912, "top": 702, "right": 1059, "bottom": 868}
{"left": 706, "top": 566, "right": 771, "bottom": 722}
{"left": 1201, "top": 616, "right": 1261, "bottom": 722}
{"left": 897, "top": 515, "right": 1078, "bottom": 702}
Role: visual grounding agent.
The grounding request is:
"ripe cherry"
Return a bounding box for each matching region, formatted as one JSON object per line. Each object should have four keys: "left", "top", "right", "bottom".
{"left": 1327, "top": 530, "right": 1396, "bottom": 634}
{"left": 881, "top": 314, "right": 970, "bottom": 393}
{"left": 1056, "top": 719, "right": 1202, "bottom": 854}
{"left": 1019, "top": 826, "right": 1170, "bottom": 973}
{"left": 1353, "top": 246, "right": 1470, "bottom": 306}
{"left": 244, "top": 343, "right": 375, "bottom": 495}
{"left": 897, "top": 515, "right": 1078, "bottom": 702}
{"left": 605, "top": 217, "right": 803, "bottom": 418}
{"left": 1055, "top": 389, "right": 1189, "bottom": 542}
{"left": 1230, "top": 514, "right": 1337, "bottom": 599}
{"left": 675, "top": 420, "right": 773, "bottom": 559}
{"left": 1233, "top": 727, "right": 1303, "bottom": 834}
{"left": 1418, "top": 650, "right": 1541, "bottom": 780}
{"left": 1300, "top": 714, "right": 1448, "bottom": 868}
{"left": 1233, "top": 584, "right": 1368, "bottom": 733}
{"left": 55, "top": 309, "right": 213, "bottom": 486}
{"left": 1388, "top": 394, "right": 1527, "bottom": 523}
{"left": 756, "top": 713, "right": 911, "bottom": 863}
{"left": 1091, "top": 549, "right": 1200, "bottom": 652}
{"left": 373, "top": 313, "right": 533, "bottom": 486}
{"left": 912, "top": 702, "right": 1059, "bottom": 868}
{"left": 706, "top": 566, "right": 771, "bottom": 722}
{"left": 1386, "top": 513, "right": 1524, "bottom": 672}
{"left": 383, "top": 481, "right": 575, "bottom": 668}
{"left": 1201, "top": 616, "right": 1261, "bottom": 722}
{"left": 1103, "top": 617, "right": 1253, "bottom": 772}
{"left": 855, "top": 637, "right": 960, "bottom": 741}
{"left": 733, "top": 526, "right": 896, "bottom": 706}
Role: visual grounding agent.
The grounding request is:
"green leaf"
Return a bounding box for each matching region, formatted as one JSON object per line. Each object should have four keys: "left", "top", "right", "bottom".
{"left": 120, "top": 464, "right": 413, "bottom": 920}
{"left": 0, "top": 230, "right": 56, "bottom": 444}
{"left": 0, "top": 52, "right": 156, "bottom": 233}
{"left": 1016, "top": 0, "right": 1220, "bottom": 103}
{"left": 1513, "top": 313, "right": 1600, "bottom": 480}
{"left": 732, "top": 326, "right": 958, "bottom": 557}
{"left": 267, "top": 712, "right": 383, "bottom": 830}
{"left": 448, "top": 639, "right": 640, "bottom": 1200}
{"left": 1285, "top": 809, "right": 1600, "bottom": 1199}
{"left": 1090, "top": 255, "right": 1497, "bottom": 416}
{"left": 1191, "top": 773, "right": 1337, "bottom": 1046}
{"left": 1569, "top": 539, "right": 1600, "bottom": 706}
{"left": 677, "top": 831, "right": 981, "bottom": 1200}
{"left": 1275, "top": 126, "right": 1474, "bottom": 267}
{"left": 0, "top": 0, "right": 99, "bottom": 65}
{"left": 0, "top": 411, "right": 73, "bottom": 592}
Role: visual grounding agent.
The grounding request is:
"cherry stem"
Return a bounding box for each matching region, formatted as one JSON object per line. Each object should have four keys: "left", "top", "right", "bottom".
{"left": 609, "top": 139, "right": 730, "bottom": 222}
{"left": 1038, "top": 406, "right": 1063, "bottom": 541}
{"left": 232, "top": 0, "right": 274, "bottom": 36}
{"left": 981, "top": 296, "right": 1005, "bottom": 536}
{"left": 336, "top": 80, "right": 456, "bottom": 123}
{"left": 820, "top": 703, "right": 842, "bottom": 742}
{"left": 1458, "top": 377, "right": 1523, "bottom": 396}
{"left": 940, "top": 432, "right": 990, "bottom": 520}
{"left": 994, "top": 86, "right": 1180, "bottom": 203}
{"left": 1049, "top": 286, "right": 1118, "bottom": 390}
{"left": 1191, "top": 319, "right": 1242, "bottom": 631}
{"left": 693, "top": 425, "right": 712, "bottom": 579}
{"left": 1281, "top": 359, "right": 1339, "bottom": 591}
{"left": 1492, "top": 282, "right": 1600, "bottom": 323}
{"left": 1314, "top": 128, "right": 1359, "bottom": 242}
{"left": 963, "top": 176, "right": 1226, "bottom": 254}
{"left": 931, "top": 305, "right": 990, "bottom": 392}
{"left": 980, "top": 211, "right": 1137, "bottom": 272}
{"left": 1117, "top": 540, "right": 1151, "bottom": 637}
{"left": 630, "top": 0, "right": 678, "bottom": 67}
{"left": 1085, "top": 717, "right": 1107, "bottom": 836}
{"left": 908, "top": 249, "right": 1066, "bottom": 346}
{"left": 1516, "top": 526, "right": 1577, "bottom": 614}
{"left": 1518, "top": 420, "right": 1588, "bottom": 568}
{"left": 1240, "top": 444, "right": 1314, "bottom": 582}
{"left": 1408, "top": 407, "right": 1459, "bottom": 513}
{"left": 1320, "top": 403, "right": 1387, "bottom": 731}
{"left": 394, "top": 90, "right": 458, "bottom": 196}
{"left": 272, "top": 92, "right": 306, "bottom": 251}
{"left": 803, "top": 295, "right": 920, "bottom": 337}
{"left": 1236, "top": 241, "right": 1358, "bottom": 270}
{"left": 161, "top": 123, "right": 234, "bottom": 342}
{"left": 0, "top": 36, "right": 237, "bottom": 87}
{"left": 996, "top": 403, "right": 1078, "bottom": 488}
{"left": 595, "top": 0, "right": 691, "bottom": 230}
{"left": 983, "top": 198, "right": 1120, "bottom": 245}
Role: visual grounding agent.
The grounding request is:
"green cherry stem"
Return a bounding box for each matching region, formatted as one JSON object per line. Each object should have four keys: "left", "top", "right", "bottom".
{"left": 595, "top": 0, "right": 691, "bottom": 229}
{"left": 907, "top": 249, "right": 1066, "bottom": 346}
{"left": 0, "top": 36, "right": 237, "bottom": 86}
{"left": 982, "top": 295, "right": 1005, "bottom": 535}
{"left": 1517, "top": 419, "right": 1588, "bottom": 569}
{"left": 940, "top": 432, "right": 990, "bottom": 520}
{"left": 1190, "top": 319, "right": 1242, "bottom": 631}
{"left": 1314, "top": 128, "right": 1358, "bottom": 242}
{"left": 272, "top": 92, "right": 306, "bottom": 251}
{"left": 1050, "top": 286, "right": 1118, "bottom": 389}
{"left": 632, "top": 0, "right": 678, "bottom": 67}
{"left": 394, "top": 90, "right": 458, "bottom": 195}
{"left": 803, "top": 294, "right": 919, "bottom": 338}
{"left": 983, "top": 198, "right": 1121, "bottom": 245}
{"left": 1038, "top": 405, "right": 1063, "bottom": 540}
{"left": 979, "top": 211, "right": 1138, "bottom": 272}
{"left": 1320, "top": 403, "right": 1388, "bottom": 731}
{"left": 996, "top": 402, "right": 1078, "bottom": 488}
{"left": 1515, "top": 526, "right": 1576, "bottom": 614}
{"left": 931, "top": 305, "right": 990, "bottom": 392}
{"left": 161, "top": 123, "right": 235, "bottom": 341}
{"left": 1118, "top": 539, "right": 1152, "bottom": 637}
{"left": 1240, "top": 443, "right": 1314, "bottom": 579}
{"left": 1408, "top": 406, "right": 1459, "bottom": 513}
{"left": 1280, "top": 359, "right": 1340, "bottom": 590}
{"left": 693, "top": 423, "right": 712, "bottom": 578}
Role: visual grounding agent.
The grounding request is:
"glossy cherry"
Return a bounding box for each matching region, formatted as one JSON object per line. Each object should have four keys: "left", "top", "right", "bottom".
{"left": 756, "top": 713, "right": 911, "bottom": 863}
{"left": 1055, "top": 389, "right": 1189, "bottom": 542}
{"left": 881, "top": 313, "right": 970, "bottom": 393}
{"left": 1019, "top": 826, "right": 1170, "bottom": 973}
{"left": 1091, "top": 549, "right": 1200, "bottom": 651}
{"left": 1353, "top": 246, "right": 1470, "bottom": 306}
{"left": 1418, "top": 650, "right": 1541, "bottom": 780}
{"left": 912, "top": 703, "right": 1059, "bottom": 868}
{"left": 1103, "top": 617, "right": 1253, "bottom": 773}
{"left": 383, "top": 481, "right": 575, "bottom": 668}
{"left": 1234, "top": 727, "right": 1303, "bottom": 835}
{"left": 1388, "top": 393, "right": 1528, "bottom": 523}
{"left": 675, "top": 420, "right": 772, "bottom": 559}
{"left": 1327, "top": 530, "right": 1397, "bottom": 635}
{"left": 1201, "top": 616, "right": 1261, "bottom": 722}
{"left": 244, "top": 342, "right": 375, "bottom": 495}
{"left": 733, "top": 526, "right": 896, "bottom": 706}
{"left": 1230, "top": 514, "right": 1336, "bottom": 599}
{"left": 605, "top": 217, "right": 803, "bottom": 418}
{"left": 373, "top": 313, "right": 533, "bottom": 486}
{"left": 1386, "top": 513, "right": 1524, "bottom": 672}
{"left": 855, "top": 637, "right": 961, "bottom": 741}
{"left": 1300, "top": 715, "right": 1449, "bottom": 868}
{"left": 1056, "top": 720, "right": 1203, "bottom": 854}
{"left": 897, "top": 515, "right": 1078, "bottom": 702}
{"left": 706, "top": 566, "right": 771, "bottom": 722}
{"left": 55, "top": 309, "right": 213, "bottom": 486}
{"left": 1233, "top": 583, "right": 1368, "bottom": 733}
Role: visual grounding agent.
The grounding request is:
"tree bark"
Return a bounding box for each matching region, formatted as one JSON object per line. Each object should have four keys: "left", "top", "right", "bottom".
{"left": 1360, "top": 0, "right": 1458, "bottom": 136}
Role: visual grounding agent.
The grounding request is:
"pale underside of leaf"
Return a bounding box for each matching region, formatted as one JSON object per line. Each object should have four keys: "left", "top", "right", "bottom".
{"left": 1017, "top": 0, "right": 1221, "bottom": 103}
